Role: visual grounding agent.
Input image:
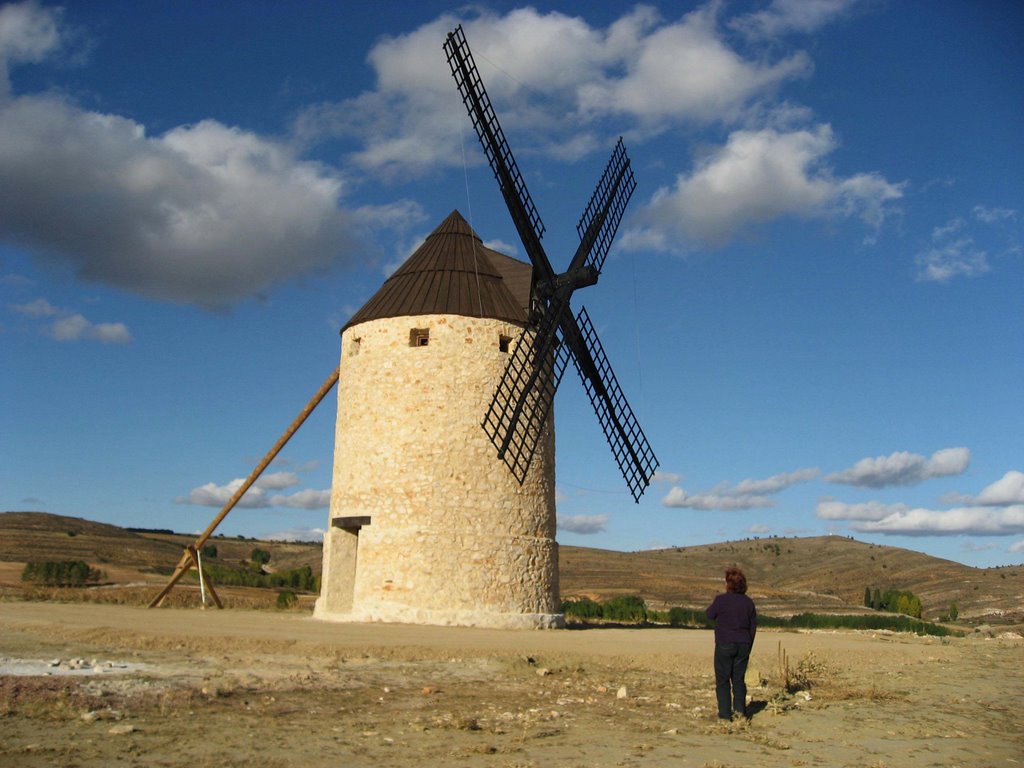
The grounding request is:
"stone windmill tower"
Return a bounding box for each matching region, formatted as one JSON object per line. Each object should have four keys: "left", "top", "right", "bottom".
{"left": 314, "top": 26, "right": 658, "bottom": 630}
{"left": 314, "top": 210, "right": 563, "bottom": 629}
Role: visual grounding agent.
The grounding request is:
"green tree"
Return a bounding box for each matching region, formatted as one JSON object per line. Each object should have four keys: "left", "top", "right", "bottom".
{"left": 251, "top": 548, "right": 271, "bottom": 566}
{"left": 864, "top": 587, "right": 872, "bottom": 607}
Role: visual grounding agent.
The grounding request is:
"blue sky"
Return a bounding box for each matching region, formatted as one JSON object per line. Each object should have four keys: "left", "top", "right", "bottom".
{"left": 2, "top": 1, "right": 1022, "bottom": 568}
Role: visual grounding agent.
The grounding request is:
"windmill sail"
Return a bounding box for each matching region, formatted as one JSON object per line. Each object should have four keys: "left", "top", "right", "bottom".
{"left": 445, "top": 25, "right": 659, "bottom": 500}
{"left": 567, "top": 307, "right": 659, "bottom": 502}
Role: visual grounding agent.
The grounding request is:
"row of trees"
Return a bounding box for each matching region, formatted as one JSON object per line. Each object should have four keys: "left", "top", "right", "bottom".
{"left": 22, "top": 560, "right": 105, "bottom": 587}
{"left": 863, "top": 587, "right": 923, "bottom": 618}
{"left": 191, "top": 563, "right": 318, "bottom": 592}
{"left": 561, "top": 596, "right": 953, "bottom": 637}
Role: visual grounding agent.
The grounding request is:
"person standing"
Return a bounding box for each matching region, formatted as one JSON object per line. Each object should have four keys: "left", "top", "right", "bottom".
{"left": 706, "top": 566, "right": 757, "bottom": 720}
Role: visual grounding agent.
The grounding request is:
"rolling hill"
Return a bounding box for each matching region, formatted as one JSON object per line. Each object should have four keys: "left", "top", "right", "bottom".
{"left": 1, "top": 511, "right": 1021, "bottom": 624}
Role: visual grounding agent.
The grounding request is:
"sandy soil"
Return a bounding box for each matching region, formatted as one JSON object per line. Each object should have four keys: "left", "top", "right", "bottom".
{"left": 1, "top": 601, "right": 1021, "bottom": 768}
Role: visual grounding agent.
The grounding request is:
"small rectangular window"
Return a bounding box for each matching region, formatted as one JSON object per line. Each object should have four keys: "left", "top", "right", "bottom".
{"left": 410, "top": 328, "right": 429, "bottom": 347}
{"left": 499, "top": 335, "right": 511, "bottom": 353}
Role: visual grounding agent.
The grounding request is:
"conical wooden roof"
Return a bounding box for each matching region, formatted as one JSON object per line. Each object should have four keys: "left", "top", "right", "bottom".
{"left": 344, "top": 210, "right": 531, "bottom": 330}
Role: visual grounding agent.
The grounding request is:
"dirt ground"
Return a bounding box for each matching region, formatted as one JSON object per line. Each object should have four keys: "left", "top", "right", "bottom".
{"left": 1, "top": 602, "right": 1021, "bottom": 768}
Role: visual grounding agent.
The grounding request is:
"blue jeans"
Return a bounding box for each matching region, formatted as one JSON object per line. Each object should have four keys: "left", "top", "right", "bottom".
{"left": 714, "top": 642, "right": 751, "bottom": 719}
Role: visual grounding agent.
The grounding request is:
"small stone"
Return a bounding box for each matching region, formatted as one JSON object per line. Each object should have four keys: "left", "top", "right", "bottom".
{"left": 536, "top": 667, "right": 551, "bottom": 677}
{"left": 616, "top": 686, "right": 628, "bottom": 700}
{"left": 48, "top": 659, "right": 61, "bottom": 668}
{"left": 108, "top": 724, "right": 136, "bottom": 735}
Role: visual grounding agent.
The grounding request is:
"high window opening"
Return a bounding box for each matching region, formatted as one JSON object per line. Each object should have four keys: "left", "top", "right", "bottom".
{"left": 410, "top": 328, "right": 430, "bottom": 347}
{"left": 499, "top": 335, "right": 511, "bottom": 353}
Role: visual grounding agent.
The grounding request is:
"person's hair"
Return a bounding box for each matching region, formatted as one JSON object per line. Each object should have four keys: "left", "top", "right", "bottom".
{"left": 725, "top": 566, "right": 747, "bottom": 594}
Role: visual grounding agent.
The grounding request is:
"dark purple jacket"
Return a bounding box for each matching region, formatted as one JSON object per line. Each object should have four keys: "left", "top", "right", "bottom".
{"left": 706, "top": 592, "right": 757, "bottom": 645}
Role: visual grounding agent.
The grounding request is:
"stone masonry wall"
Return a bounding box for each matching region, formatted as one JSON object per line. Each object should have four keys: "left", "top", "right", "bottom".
{"left": 314, "top": 313, "right": 561, "bottom": 629}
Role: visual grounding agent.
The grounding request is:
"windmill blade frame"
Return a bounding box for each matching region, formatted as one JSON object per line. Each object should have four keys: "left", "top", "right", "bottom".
{"left": 566, "top": 307, "right": 659, "bottom": 502}
{"left": 575, "top": 137, "right": 636, "bottom": 277}
{"left": 482, "top": 318, "right": 571, "bottom": 482}
{"left": 445, "top": 24, "right": 659, "bottom": 501}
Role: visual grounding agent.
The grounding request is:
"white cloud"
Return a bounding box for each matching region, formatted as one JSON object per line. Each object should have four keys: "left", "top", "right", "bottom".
{"left": 10, "top": 297, "right": 59, "bottom": 317}
{"left": 0, "top": 1, "right": 61, "bottom": 95}
{"left": 557, "top": 513, "right": 609, "bottom": 534}
{"left": 663, "top": 466, "right": 818, "bottom": 510}
{"left": 48, "top": 313, "right": 131, "bottom": 344}
{"left": 816, "top": 498, "right": 906, "bottom": 521}
{"left": 624, "top": 125, "right": 902, "bottom": 249}
{"left": 10, "top": 296, "right": 132, "bottom": 344}
{"left": 1009, "top": 539, "right": 1024, "bottom": 554}
{"left": 663, "top": 488, "right": 774, "bottom": 510}
{"left": 825, "top": 448, "right": 970, "bottom": 488}
{"left": 0, "top": 4, "right": 377, "bottom": 308}
{"left": 263, "top": 526, "right": 326, "bottom": 542}
{"left": 177, "top": 472, "right": 327, "bottom": 510}
{"left": 748, "top": 523, "right": 771, "bottom": 534}
{"left": 295, "top": 5, "right": 818, "bottom": 177}
{"left": 254, "top": 472, "right": 300, "bottom": 491}
{"left": 730, "top": 0, "right": 858, "bottom": 39}
{"left": 578, "top": 5, "right": 811, "bottom": 126}
{"left": 652, "top": 470, "right": 681, "bottom": 484}
{"left": 851, "top": 506, "right": 1024, "bottom": 537}
{"left": 729, "top": 467, "right": 821, "bottom": 495}
{"left": 973, "top": 205, "right": 1016, "bottom": 224}
{"left": 178, "top": 478, "right": 269, "bottom": 509}
{"left": 958, "top": 473, "right": 1024, "bottom": 507}
{"left": 269, "top": 489, "right": 332, "bottom": 510}
{"left": 915, "top": 217, "right": 990, "bottom": 282}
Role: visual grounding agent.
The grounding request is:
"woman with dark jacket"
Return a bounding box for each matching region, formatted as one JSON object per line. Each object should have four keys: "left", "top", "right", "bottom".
{"left": 706, "top": 566, "right": 757, "bottom": 720}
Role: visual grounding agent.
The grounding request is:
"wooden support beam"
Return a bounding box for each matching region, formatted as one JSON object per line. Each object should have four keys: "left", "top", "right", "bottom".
{"left": 148, "top": 366, "right": 340, "bottom": 608}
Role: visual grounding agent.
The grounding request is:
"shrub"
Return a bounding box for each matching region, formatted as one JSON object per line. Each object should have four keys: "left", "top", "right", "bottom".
{"left": 251, "top": 548, "right": 271, "bottom": 565}
{"left": 276, "top": 590, "right": 298, "bottom": 609}
{"left": 22, "top": 560, "right": 104, "bottom": 587}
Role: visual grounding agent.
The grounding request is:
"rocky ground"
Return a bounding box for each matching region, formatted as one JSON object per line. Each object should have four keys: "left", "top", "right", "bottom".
{"left": 1, "top": 601, "right": 1021, "bottom": 767}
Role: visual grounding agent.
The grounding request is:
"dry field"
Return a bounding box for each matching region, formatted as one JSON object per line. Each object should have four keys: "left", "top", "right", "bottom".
{"left": 1, "top": 601, "right": 1022, "bottom": 768}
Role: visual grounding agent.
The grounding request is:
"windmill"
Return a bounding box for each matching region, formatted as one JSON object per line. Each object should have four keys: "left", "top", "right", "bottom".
{"left": 444, "top": 26, "right": 659, "bottom": 501}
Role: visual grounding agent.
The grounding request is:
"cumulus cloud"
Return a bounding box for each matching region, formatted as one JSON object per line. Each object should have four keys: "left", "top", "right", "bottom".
{"left": 1009, "top": 539, "right": 1024, "bottom": 554}
{"left": 0, "top": 3, "right": 397, "bottom": 308}
{"left": 624, "top": 125, "right": 903, "bottom": 249}
{"left": 176, "top": 470, "right": 328, "bottom": 510}
{"left": 558, "top": 513, "right": 609, "bottom": 534}
{"left": 825, "top": 448, "right": 970, "bottom": 488}
{"left": 263, "top": 526, "right": 326, "bottom": 543}
{"left": 10, "top": 296, "right": 132, "bottom": 344}
{"left": 851, "top": 506, "right": 1024, "bottom": 537}
{"left": 663, "top": 467, "right": 818, "bottom": 510}
{"left": 915, "top": 217, "right": 990, "bottom": 282}
{"left": 254, "top": 472, "right": 300, "bottom": 491}
{"left": 730, "top": 0, "right": 858, "bottom": 39}
{"left": 295, "top": 5, "right": 818, "bottom": 176}
{"left": 663, "top": 488, "right": 774, "bottom": 510}
{"left": 178, "top": 478, "right": 270, "bottom": 509}
{"left": 818, "top": 468, "right": 1024, "bottom": 537}
{"left": 269, "top": 489, "right": 332, "bottom": 510}
{"left": 816, "top": 498, "right": 906, "bottom": 521}
{"left": 49, "top": 313, "right": 132, "bottom": 343}
{"left": 0, "top": 0, "right": 61, "bottom": 95}
{"left": 975, "top": 471, "right": 1024, "bottom": 506}
{"left": 945, "top": 471, "right": 1024, "bottom": 507}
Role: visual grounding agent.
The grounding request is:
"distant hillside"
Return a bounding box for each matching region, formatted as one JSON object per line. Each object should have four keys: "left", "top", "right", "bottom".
{"left": 2, "top": 512, "right": 1021, "bottom": 623}
{"left": 560, "top": 537, "right": 1023, "bottom": 623}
